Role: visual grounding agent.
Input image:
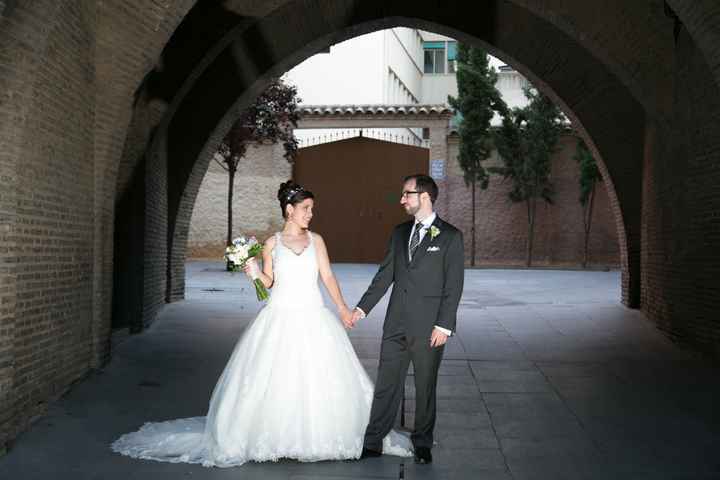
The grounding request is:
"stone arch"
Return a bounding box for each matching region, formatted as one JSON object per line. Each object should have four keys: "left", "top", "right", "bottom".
{"left": 93, "top": 0, "right": 197, "bottom": 361}
{"left": 2, "top": 0, "right": 720, "bottom": 449}
{"left": 136, "top": 1, "right": 645, "bottom": 324}
{"left": 113, "top": 0, "right": 720, "bottom": 336}
{"left": 669, "top": 0, "right": 720, "bottom": 95}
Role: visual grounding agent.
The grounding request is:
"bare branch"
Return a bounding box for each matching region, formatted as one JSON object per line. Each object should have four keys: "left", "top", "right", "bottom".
{"left": 214, "top": 156, "right": 229, "bottom": 172}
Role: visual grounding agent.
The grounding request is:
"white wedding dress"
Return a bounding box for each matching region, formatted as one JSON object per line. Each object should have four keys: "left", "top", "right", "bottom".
{"left": 111, "top": 231, "right": 412, "bottom": 467}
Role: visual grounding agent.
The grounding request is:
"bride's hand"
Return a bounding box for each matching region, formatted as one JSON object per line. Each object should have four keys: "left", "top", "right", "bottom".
{"left": 242, "top": 258, "right": 258, "bottom": 278}
{"left": 339, "top": 307, "right": 354, "bottom": 329}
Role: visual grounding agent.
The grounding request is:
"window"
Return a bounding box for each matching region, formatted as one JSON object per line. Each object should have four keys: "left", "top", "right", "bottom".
{"left": 447, "top": 41, "right": 457, "bottom": 73}
{"left": 424, "top": 40, "right": 458, "bottom": 74}
{"left": 423, "top": 41, "right": 445, "bottom": 74}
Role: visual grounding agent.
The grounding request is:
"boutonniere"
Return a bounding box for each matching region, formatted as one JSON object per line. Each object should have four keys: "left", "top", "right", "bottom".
{"left": 429, "top": 225, "right": 441, "bottom": 240}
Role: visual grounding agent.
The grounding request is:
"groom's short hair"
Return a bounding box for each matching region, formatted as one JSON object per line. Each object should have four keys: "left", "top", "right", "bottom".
{"left": 404, "top": 174, "right": 438, "bottom": 203}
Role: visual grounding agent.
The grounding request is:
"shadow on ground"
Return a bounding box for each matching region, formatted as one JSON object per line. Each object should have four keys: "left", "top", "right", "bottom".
{"left": 2, "top": 263, "right": 719, "bottom": 479}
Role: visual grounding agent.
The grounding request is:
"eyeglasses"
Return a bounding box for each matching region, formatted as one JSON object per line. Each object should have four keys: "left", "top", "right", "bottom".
{"left": 401, "top": 190, "right": 421, "bottom": 198}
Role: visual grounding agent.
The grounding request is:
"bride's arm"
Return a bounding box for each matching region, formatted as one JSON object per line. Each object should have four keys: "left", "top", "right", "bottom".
{"left": 247, "top": 236, "right": 275, "bottom": 288}
{"left": 313, "top": 233, "right": 352, "bottom": 318}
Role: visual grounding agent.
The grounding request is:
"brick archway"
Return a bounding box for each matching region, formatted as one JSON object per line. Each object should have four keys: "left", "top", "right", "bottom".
{"left": 3, "top": 0, "right": 720, "bottom": 447}
{"left": 160, "top": 5, "right": 642, "bottom": 316}
{"left": 137, "top": 2, "right": 720, "bottom": 363}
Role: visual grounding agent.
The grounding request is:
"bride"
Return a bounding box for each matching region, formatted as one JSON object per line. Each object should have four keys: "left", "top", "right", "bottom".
{"left": 111, "top": 181, "right": 412, "bottom": 467}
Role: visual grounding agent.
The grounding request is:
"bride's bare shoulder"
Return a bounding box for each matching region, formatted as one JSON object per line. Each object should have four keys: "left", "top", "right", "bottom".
{"left": 264, "top": 235, "right": 277, "bottom": 250}
{"left": 310, "top": 231, "right": 325, "bottom": 244}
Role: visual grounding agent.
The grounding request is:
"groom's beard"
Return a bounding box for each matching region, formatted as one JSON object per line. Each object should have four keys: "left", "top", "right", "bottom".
{"left": 404, "top": 203, "right": 419, "bottom": 216}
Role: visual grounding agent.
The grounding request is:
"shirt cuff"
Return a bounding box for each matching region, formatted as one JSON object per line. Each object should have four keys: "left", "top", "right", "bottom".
{"left": 355, "top": 307, "right": 366, "bottom": 318}
{"left": 434, "top": 325, "right": 452, "bottom": 336}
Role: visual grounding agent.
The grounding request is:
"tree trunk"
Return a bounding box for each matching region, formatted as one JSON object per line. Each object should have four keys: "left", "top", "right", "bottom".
{"left": 225, "top": 166, "right": 237, "bottom": 272}
{"left": 526, "top": 198, "right": 535, "bottom": 267}
{"left": 471, "top": 181, "right": 476, "bottom": 267}
{"left": 226, "top": 166, "right": 235, "bottom": 247}
{"left": 582, "top": 183, "right": 596, "bottom": 268}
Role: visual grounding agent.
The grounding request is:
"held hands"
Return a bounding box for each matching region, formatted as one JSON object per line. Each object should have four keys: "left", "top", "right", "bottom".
{"left": 350, "top": 308, "right": 363, "bottom": 326}
{"left": 339, "top": 306, "right": 355, "bottom": 329}
{"left": 429, "top": 328, "right": 449, "bottom": 348}
{"left": 340, "top": 308, "right": 364, "bottom": 329}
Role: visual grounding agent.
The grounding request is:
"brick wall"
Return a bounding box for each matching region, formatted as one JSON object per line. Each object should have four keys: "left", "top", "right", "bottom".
{"left": 0, "top": 0, "right": 194, "bottom": 450}
{"left": 0, "top": 1, "right": 96, "bottom": 445}
{"left": 443, "top": 134, "right": 619, "bottom": 267}
{"left": 111, "top": 95, "right": 169, "bottom": 332}
{"left": 641, "top": 27, "right": 720, "bottom": 356}
{"left": 144, "top": 136, "right": 169, "bottom": 323}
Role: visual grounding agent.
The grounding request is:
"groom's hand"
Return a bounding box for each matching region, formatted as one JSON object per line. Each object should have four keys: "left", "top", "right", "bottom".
{"left": 350, "top": 309, "right": 363, "bottom": 326}
{"left": 339, "top": 309, "right": 354, "bottom": 329}
{"left": 429, "top": 328, "right": 448, "bottom": 348}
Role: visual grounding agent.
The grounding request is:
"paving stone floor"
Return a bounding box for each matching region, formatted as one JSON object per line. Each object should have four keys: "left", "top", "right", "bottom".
{"left": 2, "top": 263, "right": 719, "bottom": 479}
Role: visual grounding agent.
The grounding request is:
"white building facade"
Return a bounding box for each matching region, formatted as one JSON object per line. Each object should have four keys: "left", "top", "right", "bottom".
{"left": 283, "top": 28, "right": 530, "bottom": 146}
{"left": 188, "top": 28, "right": 619, "bottom": 270}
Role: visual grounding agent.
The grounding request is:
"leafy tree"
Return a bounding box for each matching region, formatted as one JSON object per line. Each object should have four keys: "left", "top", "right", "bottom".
{"left": 215, "top": 79, "right": 300, "bottom": 251}
{"left": 574, "top": 137, "right": 602, "bottom": 268}
{"left": 448, "top": 44, "right": 507, "bottom": 265}
{"left": 492, "top": 87, "right": 564, "bottom": 266}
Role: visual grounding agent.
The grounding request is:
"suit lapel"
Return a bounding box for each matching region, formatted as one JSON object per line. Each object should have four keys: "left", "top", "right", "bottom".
{"left": 409, "top": 216, "right": 442, "bottom": 267}
{"left": 401, "top": 221, "right": 412, "bottom": 267}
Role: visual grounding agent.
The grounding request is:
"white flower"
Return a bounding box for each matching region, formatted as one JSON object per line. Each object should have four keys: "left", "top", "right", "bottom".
{"left": 430, "top": 225, "right": 441, "bottom": 239}
{"left": 224, "top": 233, "right": 263, "bottom": 270}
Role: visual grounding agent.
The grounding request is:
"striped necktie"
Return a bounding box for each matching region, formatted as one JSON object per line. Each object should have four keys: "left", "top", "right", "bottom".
{"left": 409, "top": 222, "right": 423, "bottom": 260}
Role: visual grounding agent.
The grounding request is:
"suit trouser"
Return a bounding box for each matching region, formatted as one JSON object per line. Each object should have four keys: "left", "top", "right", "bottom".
{"left": 363, "top": 330, "right": 445, "bottom": 450}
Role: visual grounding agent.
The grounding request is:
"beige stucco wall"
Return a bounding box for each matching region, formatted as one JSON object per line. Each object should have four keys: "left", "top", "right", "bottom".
{"left": 187, "top": 142, "right": 291, "bottom": 259}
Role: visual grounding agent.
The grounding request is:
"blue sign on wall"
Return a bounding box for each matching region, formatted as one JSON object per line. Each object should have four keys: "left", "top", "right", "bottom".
{"left": 430, "top": 159, "right": 445, "bottom": 180}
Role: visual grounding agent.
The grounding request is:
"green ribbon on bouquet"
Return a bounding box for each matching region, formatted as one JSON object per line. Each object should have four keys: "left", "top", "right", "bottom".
{"left": 252, "top": 277, "right": 269, "bottom": 301}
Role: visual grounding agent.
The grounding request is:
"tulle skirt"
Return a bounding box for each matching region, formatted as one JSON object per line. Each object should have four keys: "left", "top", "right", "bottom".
{"left": 111, "top": 302, "right": 412, "bottom": 467}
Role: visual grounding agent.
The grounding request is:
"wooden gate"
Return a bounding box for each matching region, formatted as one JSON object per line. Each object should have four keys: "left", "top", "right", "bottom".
{"left": 293, "top": 136, "right": 429, "bottom": 263}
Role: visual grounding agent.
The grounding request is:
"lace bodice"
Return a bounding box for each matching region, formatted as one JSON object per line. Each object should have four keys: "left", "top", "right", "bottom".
{"left": 268, "top": 231, "right": 323, "bottom": 308}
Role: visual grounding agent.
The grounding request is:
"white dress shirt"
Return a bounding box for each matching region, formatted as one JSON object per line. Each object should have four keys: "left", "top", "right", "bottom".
{"left": 408, "top": 212, "right": 437, "bottom": 260}
{"left": 356, "top": 211, "right": 452, "bottom": 337}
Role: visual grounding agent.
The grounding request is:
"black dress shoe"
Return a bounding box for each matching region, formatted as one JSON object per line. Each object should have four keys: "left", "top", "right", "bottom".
{"left": 360, "top": 447, "right": 382, "bottom": 459}
{"left": 414, "top": 446, "right": 432, "bottom": 464}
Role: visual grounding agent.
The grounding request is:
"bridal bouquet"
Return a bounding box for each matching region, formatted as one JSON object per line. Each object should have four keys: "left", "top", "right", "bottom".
{"left": 224, "top": 236, "right": 269, "bottom": 301}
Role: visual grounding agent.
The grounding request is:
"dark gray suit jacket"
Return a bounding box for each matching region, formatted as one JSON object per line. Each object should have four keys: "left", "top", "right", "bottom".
{"left": 357, "top": 216, "right": 464, "bottom": 339}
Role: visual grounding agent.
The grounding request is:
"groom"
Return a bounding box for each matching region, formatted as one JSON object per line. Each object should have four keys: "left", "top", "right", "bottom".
{"left": 352, "top": 174, "right": 464, "bottom": 464}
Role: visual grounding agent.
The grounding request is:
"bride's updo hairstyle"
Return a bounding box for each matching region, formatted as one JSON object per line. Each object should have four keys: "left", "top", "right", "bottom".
{"left": 278, "top": 180, "right": 314, "bottom": 218}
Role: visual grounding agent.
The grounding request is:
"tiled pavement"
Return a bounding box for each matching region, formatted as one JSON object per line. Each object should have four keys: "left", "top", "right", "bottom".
{"left": 1, "top": 263, "right": 719, "bottom": 479}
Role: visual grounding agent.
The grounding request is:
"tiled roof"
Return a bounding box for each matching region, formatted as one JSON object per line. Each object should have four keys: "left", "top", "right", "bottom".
{"left": 298, "top": 105, "right": 453, "bottom": 116}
